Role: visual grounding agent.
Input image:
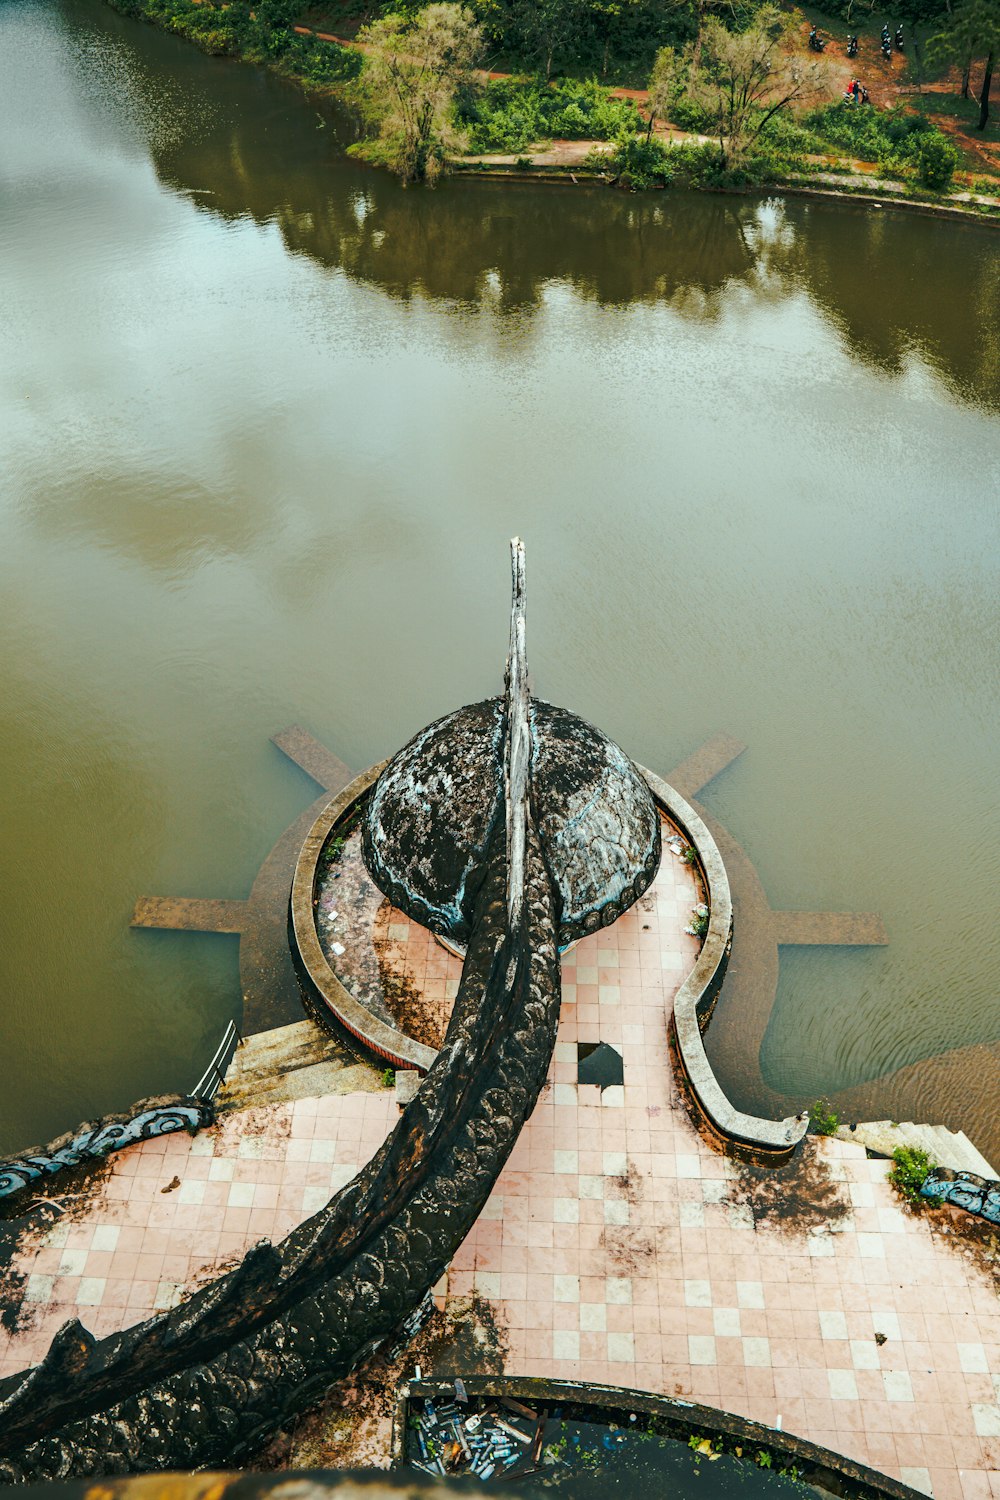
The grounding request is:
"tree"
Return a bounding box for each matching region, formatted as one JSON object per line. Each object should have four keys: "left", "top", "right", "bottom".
{"left": 649, "top": 5, "right": 822, "bottom": 167}
{"left": 927, "top": 0, "right": 999, "bottom": 123}
{"left": 587, "top": 0, "right": 643, "bottom": 75}
{"left": 980, "top": 45, "right": 996, "bottom": 126}
{"left": 353, "top": 4, "right": 484, "bottom": 181}
{"left": 471, "top": 0, "right": 565, "bottom": 76}
{"left": 664, "top": 0, "right": 760, "bottom": 51}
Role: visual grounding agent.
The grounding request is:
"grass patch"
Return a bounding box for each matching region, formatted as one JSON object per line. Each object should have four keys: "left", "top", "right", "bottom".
{"left": 908, "top": 89, "right": 1000, "bottom": 144}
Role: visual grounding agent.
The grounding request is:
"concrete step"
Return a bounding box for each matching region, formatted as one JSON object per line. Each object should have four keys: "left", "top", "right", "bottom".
{"left": 836, "top": 1120, "right": 997, "bottom": 1178}
{"left": 947, "top": 1130, "right": 997, "bottom": 1180}
{"left": 215, "top": 1019, "right": 385, "bottom": 1114}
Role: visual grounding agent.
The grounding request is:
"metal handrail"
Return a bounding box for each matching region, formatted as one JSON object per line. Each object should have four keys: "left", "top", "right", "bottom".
{"left": 192, "top": 1018, "right": 241, "bottom": 1099}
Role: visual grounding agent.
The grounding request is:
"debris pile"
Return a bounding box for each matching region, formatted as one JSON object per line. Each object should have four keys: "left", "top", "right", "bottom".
{"left": 408, "top": 1384, "right": 545, "bottom": 1483}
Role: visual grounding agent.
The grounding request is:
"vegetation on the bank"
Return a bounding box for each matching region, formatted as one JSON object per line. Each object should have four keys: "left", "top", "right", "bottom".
{"left": 458, "top": 76, "right": 640, "bottom": 151}
{"left": 108, "top": 0, "right": 361, "bottom": 81}
{"left": 648, "top": 7, "right": 824, "bottom": 168}
{"left": 348, "top": 4, "right": 484, "bottom": 179}
{"left": 803, "top": 102, "right": 960, "bottom": 184}
{"left": 888, "top": 1145, "right": 942, "bottom": 1207}
{"left": 109, "top": 0, "right": 999, "bottom": 196}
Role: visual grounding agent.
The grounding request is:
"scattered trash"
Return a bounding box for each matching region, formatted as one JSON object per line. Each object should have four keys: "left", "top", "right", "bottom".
{"left": 331, "top": 941, "right": 346, "bottom": 956}
{"left": 407, "top": 1392, "right": 541, "bottom": 1482}
{"left": 666, "top": 834, "right": 688, "bottom": 858}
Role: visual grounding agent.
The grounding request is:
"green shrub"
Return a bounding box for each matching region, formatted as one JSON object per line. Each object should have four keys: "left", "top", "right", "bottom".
{"left": 804, "top": 102, "right": 952, "bottom": 184}
{"left": 809, "top": 1099, "right": 840, "bottom": 1137}
{"left": 594, "top": 132, "right": 804, "bottom": 190}
{"left": 597, "top": 130, "right": 674, "bottom": 187}
{"left": 457, "top": 77, "right": 640, "bottom": 154}
{"left": 916, "top": 133, "right": 958, "bottom": 190}
{"left": 667, "top": 96, "right": 712, "bottom": 132}
{"left": 888, "top": 1145, "right": 938, "bottom": 1205}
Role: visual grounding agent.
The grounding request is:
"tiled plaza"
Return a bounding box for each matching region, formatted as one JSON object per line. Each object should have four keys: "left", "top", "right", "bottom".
{"left": 445, "top": 842, "right": 1000, "bottom": 1499}
{"left": 0, "top": 1092, "right": 397, "bottom": 1374}
{"left": 2, "top": 824, "right": 998, "bottom": 1499}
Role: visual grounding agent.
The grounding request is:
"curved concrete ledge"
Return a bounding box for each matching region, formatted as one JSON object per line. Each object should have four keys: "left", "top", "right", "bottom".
{"left": 290, "top": 764, "right": 437, "bottom": 1074}
{"left": 639, "top": 767, "right": 808, "bottom": 1160}
{"left": 399, "top": 1375, "right": 927, "bottom": 1500}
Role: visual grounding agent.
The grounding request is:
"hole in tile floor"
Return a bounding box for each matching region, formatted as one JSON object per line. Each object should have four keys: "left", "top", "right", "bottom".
{"left": 577, "top": 1042, "right": 624, "bottom": 1090}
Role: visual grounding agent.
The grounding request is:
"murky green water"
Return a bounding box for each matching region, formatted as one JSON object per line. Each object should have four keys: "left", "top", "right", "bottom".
{"left": 1, "top": 0, "right": 998, "bottom": 1156}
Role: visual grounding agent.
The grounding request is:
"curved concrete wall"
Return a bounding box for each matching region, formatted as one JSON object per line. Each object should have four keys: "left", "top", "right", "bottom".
{"left": 639, "top": 768, "right": 808, "bottom": 1160}
{"left": 290, "top": 765, "right": 437, "bottom": 1074}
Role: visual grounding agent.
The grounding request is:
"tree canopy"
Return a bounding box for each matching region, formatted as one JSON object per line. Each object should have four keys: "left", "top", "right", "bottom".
{"left": 649, "top": 5, "right": 823, "bottom": 166}
{"left": 928, "top": 0, "right": 999, "bottom": 125}
{"left": 353, "top": 3, "right": 484, "bottom": 180}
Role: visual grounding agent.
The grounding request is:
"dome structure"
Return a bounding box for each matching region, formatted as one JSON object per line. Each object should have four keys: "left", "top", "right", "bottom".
{"left": 362, "top": 693, "right": 661, "bottom": 948}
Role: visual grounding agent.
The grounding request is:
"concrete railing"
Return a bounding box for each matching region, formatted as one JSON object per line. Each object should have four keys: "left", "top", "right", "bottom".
{"left": 640, "top": 767, "right": 808, "bottom": 1161}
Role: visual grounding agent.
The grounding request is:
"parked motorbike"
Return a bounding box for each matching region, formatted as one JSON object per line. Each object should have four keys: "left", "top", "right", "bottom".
{"left": 894, "top": 25, "right": 904, "bottom": 49}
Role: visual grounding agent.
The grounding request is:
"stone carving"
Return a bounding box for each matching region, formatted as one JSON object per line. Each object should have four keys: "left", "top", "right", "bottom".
{"left": 0, "top": 541, "right": 658, "bottom": 1481}
{"left": 0, "top": 1098, "right": 214, "bottom": 1202}
{"left": 922, "top": 1168, "right": 1000, "bottom": 1225}
{"left": 362, "top": 699, "right": 660, "bottom": 948}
